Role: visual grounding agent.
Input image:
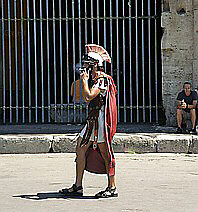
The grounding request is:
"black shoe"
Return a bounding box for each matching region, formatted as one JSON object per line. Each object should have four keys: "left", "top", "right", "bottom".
{"left": 59, "top": 184, "right": 83, "bottom": 196}
{"left": 192, "top": 128, "right": 196, "bottom": 132}
{"left": 95, "top": 187, "right": 118, "bottom": 198}
{"left": 176, "top": 127, "right": 182, "bottom": 134}
{"left": 189, "top": 128, "right": 197, "bottom": 134}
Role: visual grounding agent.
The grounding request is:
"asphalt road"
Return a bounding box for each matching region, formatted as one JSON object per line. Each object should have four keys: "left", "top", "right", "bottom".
{"left": 0, "top": 153, "right": 198, "bottom": 212}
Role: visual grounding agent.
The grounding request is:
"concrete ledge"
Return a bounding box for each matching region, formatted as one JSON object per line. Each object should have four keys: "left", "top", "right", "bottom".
{"left": 0, "top": 133, "right": 198, "bottom": 154}
{"left": 0, "top": 135, "right": 52, "bottom": 154}
{"left": 155, "top": 134, "right": 190, "bottom": 153}
{"left": 191, "top": 136, "right": 198, "bottom": 154}
{"left": 52, "top": 135, "right": 77, "bottom": 153}
{"left": 113, "top": 133, "right": 156, "bottom": 153}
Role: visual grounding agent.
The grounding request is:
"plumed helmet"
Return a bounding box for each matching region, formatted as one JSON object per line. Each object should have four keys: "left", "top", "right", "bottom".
{"left": 87, "top": 52, "right": 103, "bottom": 66}
{"left": 84, "top": 44, "right": 111, "bottom": 67}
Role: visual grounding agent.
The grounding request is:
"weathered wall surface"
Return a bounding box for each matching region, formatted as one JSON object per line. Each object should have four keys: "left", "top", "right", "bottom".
{"left": 161, "top": 0, "right": 197, "bottom": 126}
{"left": 193, "top": 0, "right": 198, "bottom": 87}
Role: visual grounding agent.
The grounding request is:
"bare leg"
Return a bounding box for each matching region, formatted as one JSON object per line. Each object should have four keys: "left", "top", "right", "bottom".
{"left": 183, "top": 111, "right": 188, "bottom": 128}
{"left": 98, "top": 142, "right": 116, "bottom": 188}
{"left": 75, "top": 137, "right": 92, "bottom": 186}
{"left": 177, "top": 109, "right": 183, "bottom": 128}
{"left": 190, "top": 109, "right": 196, "bottom": 129}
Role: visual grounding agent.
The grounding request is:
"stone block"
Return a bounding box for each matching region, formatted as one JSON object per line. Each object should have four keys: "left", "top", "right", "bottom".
{"left": 0, "top": 135, "right": 52, "bottom": 154}
{"left": 190, "top": 136, "right": 198, "bottom": 154}
{"left": 113, "top": 133, "right": 156, "bottom": 153}
{"left": 156, "top": 134, "right": 190, "bottom": 153}
{"left": 52, "top": 135, "right": 77, "bottom": 153}
{"left": 161, "top": 0, "right": 195, "bottom": 126}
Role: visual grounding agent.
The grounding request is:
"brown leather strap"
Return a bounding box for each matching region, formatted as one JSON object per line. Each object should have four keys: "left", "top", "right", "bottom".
{"left": 80, "top": 120, "right": 94, "bottom": 146}
{"left": 80, "top": 94, "right": 103, "bottom": 147}
{"left": 93, "top": 118, "right": 98, "bottom": 150}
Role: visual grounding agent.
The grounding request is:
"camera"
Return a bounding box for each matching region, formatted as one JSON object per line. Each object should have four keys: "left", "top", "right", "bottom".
{"left": 75, "top": 54, "right": 99, "bottom": 75}
{"left": 75, "top": 64, "right": 87, "bottom": 75}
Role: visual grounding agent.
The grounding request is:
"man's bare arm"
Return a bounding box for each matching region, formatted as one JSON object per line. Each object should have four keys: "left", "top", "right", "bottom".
{"left": 178, "top": 100, "right": 197, "bottom": 109}
{"left": 81, "top": 72, "right": 100, "bottom": 101}
{"left": 188, "top": 100, "right": 197, "bottom": 109}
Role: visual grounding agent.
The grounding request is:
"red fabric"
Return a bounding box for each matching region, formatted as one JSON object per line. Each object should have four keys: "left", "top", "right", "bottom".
{"left": 103, "top": 73, "right": 117, "bottom": 176}
{"left": 85, "top": 72, "right": 117, "bottom": 176}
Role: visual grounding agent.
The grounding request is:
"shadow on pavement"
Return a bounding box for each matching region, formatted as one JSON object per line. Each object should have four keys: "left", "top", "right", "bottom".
{"left": 13, "top": 192, "right": 99, "bottom": 200}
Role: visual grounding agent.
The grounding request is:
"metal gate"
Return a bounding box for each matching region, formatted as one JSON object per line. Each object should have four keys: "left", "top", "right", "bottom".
{"left": 0, "top": 0, "right": 162, "bottom": 124}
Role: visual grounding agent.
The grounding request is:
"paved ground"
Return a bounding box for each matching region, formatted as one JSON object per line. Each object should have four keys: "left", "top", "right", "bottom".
{"left": 0, "top": 153, "right": 198, "bottom": 212}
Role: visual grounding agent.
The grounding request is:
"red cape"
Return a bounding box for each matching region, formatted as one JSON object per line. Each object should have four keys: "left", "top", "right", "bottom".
{"left": 85, "top": 73, "right": 117, "bottom": 176}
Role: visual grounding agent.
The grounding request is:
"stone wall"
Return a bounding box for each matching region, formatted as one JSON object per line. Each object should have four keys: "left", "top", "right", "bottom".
{"left": 193, "top": 0, "right": 198, "bottom": 87}
{"left": 161, "top": 0, "right": 197, "bottom": 126}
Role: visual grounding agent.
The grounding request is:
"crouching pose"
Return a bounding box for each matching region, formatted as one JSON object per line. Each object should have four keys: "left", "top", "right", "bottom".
{"left": 176, "top": 81, "right": 197, "bottom": 133}
{"left": 59, "top": 44, "right": 118, "bottom": 198}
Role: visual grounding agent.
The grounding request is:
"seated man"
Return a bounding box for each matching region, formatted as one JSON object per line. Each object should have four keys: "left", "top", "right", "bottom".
{"left": 195, "top": 87, "right": 198, "bottom": 130}
{"left": 176, "top": 82, "right": 198, "bottom": 133}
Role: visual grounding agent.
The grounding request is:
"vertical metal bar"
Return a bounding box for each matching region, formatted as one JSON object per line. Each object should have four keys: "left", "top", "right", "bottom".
{"left": 8, "top": 0, "right": 12, "bottom": 123}
{"left": 46, "top": 0, "right": 50, "bottom": 123}
{"left": 1, "top": 0, "right": 6, "bottom": 123}
{"left": 78, "top": 0, "right": 83, "bottom": 123}
{"left": 66, "top": 0, "right": 70, "bottom": 123}
{"left": 91, "top": 0, "right": 93, "bottom": 43}
{"left": 129, "top": 0, "right": 132, "bottom": 122}
{"left": 72, "top": 0, "right": 76, "bottom": 122}
{"left": 116, "top": 0, "right": 120, "bottom": 122}
{"left": 110, "top": 0, "right": 113, "bottom": 76}
{"left": 27, "top": 0, "right": 31, "bottom": 123}
{"left": 20, "top": 0, "right": 25, "bottom": 123}
{"left": 97, "top": 0, "right": 99, "bottom": 44}
{"left": 40, "top": 0, "right": 44, "bottom": 123}
{"left": 85, "top": 0, "right": 87, "bottom": 44}
{"left": 123, "top": 0, "right": 126, "bottom": 122}
{"left": 103, "top": 0, "right": 106, "bottom": 72}
{"left": 154, "top": 0, "right": 158, "bottom": 122}
{"left": 142, "top": 0, "right": 145, "bottom": 122}
{"left": 59, "top": 0, "right": 63, "bottom": 122}
{"left": 85, "top": 0, "right": 88, "bottom": 117}
{"left": 135, "top": 0, "right": 139, "bottom": 122}
{"left": 66, "top": 0, "right": 69, "bottom": 122}
{"left": 33, "top": 0, "right": 38, "bottom": 123}
{"left": 14, "top": 0, "right": 18, "bottom": 123}
{"left": 148, "top": 0, "right": 152, "bottom": 122}
{"left": 53, "top": 0, "right": 57, "bottom": 122}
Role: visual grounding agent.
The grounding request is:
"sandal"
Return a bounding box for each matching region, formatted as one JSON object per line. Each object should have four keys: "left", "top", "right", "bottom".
{"left": 59, "top": 184, "right": 83, "bottom": 196}
{"left": 95, "top": 187, "right": 118, "bottom": 198}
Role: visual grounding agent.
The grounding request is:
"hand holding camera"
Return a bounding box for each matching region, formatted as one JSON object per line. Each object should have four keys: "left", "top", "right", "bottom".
{"left": 181, "top": 99, "right": 187, "bottom": 108}
{"left": 80, "top": 69, "right": 89, "bottom": 81}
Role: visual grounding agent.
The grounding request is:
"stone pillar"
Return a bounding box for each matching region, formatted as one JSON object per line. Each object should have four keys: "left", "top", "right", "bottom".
{"left": 161, "top": 0, "right": 194, "bottom": 126}
{"left": 193, "top": 0, "right": 198, "bottom": 88}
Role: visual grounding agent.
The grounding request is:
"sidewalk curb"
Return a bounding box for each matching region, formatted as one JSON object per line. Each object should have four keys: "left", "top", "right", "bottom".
{"left": 0, "top": 133, "right": 198, "bottom": 154}
{"left": 0, "top": 135, "right": 52, "bottom": 154}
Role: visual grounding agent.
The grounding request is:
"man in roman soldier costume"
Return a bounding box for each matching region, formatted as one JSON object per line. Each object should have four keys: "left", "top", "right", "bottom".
{"left": 59, "top": 44, "right": 118, "bottom": 198}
